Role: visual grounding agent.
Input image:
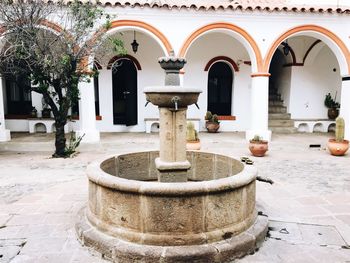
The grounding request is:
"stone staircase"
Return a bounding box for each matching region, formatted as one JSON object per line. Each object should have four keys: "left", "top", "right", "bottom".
{"left": 268, "top": 93, "right": 297, "bottom": 133}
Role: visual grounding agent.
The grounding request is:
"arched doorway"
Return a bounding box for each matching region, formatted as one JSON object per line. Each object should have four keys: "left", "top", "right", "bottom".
{"left": 207, "top": 62, "right": 233, "bottom": 115}
{"left": 112, "top": 58, "right": 137, "bottom": 126}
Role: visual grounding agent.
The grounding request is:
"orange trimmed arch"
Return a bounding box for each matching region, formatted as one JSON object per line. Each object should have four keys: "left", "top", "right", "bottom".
{"left": 107, "top": 54, "right": 142, "bottom": 70}
{"left": 102, "top": 20, "right": 173, "bottom": 55}
{"left": 179, "top": 22, "right": 263, "bottom": 72}
{"left": 263, "top": 25, "right": 350, "bottom": 74}
{"left": 0, "top": 19, "right": 66, "bottom": 35}
{"left": 204, "top": 56, "right": 239, "bottom": 72}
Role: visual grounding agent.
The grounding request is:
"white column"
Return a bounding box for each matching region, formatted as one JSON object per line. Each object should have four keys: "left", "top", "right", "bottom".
{"left": 246, "top": 73, "right": 271, "bottom": 141}
{"left": 340, "top": 76, "right": 350, "bottom": 140}
{"left": 76, "top": 78, "right": 100, "bottom": 143}
{"left": 0, "top": 77, "right": 11, "bottom": 141}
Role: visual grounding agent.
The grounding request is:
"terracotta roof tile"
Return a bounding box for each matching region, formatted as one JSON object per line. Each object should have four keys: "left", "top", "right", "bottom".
{"left": 75, "top": 0, "right": 350, "bottom": 13}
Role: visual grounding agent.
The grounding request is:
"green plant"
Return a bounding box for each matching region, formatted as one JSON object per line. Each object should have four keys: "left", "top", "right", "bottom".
{"left": 250, "top": 135, "right": 266, "bottom": 143}
{"left": 335, "top": 117, "right": 345, "bottom": 142}
{"left": 186, "top": 122, "right": 199, "bottom": 142}
{"left": 64, "top": 131, "right": 85, "bottom": 157}
{"left": 325, "top": 92, "right": 340, "bottom": 109}
{"left": 205, "top": 111, "right": 220, "bottom": 124}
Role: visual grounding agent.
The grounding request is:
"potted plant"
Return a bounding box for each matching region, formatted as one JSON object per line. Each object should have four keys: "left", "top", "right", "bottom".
{"left": 30, "top": 106, "right": 37, "bottom": 118}
{"left": 327, "top": 117, "right": 349, "bottom": 156}
{"left": 42, "top": 107, "right": 51, "bottom": 118}
{"left": 205, "top": 111, "right": 220, "bottom": 133}
{"left": 41, "top": 98, "right": 51, "bottom": 118}
{"left": 249, "top": 135, "right": 268, "bottom": 157}
{"left": 186, "top": 122, "right": 201, "bottom": 150}
{"left": 324, "top": 92, "right": 340, "bottom": 120}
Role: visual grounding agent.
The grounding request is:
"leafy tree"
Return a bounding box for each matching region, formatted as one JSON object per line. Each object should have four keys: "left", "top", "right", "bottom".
{"left": 0, "top": 0, "right": 125, "bottom": 157}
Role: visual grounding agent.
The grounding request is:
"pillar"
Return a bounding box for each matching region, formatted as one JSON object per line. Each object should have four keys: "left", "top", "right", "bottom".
{"left": 76, "top": 79, "right": 100, "bottom": 143}
{"left": 155, "top": 107, "right": 191, "bottom": 182}
{"left": 0, "top": 77, "right": 11, "bottom": 141}
{"left": 340, "top": 76, "right": 350, "bottom": 140}
{"left": 246, "top": 73, "right": 271, "bottom": 141}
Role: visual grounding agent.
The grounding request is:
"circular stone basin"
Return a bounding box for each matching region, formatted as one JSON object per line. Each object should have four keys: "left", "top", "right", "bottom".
{"left": 76, "top": 151, "right": 268, "bottom": 263}
{"left": 144, "top": 86, "right": 202, "bottom": 108}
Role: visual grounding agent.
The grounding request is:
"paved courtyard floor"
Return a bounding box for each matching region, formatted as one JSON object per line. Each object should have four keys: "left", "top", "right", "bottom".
{"left": 0, "top": 132, "right": 350, "bottom": 262}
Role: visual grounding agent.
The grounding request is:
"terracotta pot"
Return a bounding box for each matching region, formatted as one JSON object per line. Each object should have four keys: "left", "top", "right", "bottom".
{"left": 249, "top": 141, "right": 268, "bottom": 157}
{"left": 327, "top": 139, "right": 349, "bottom": 156}
{"left": 186, "top": 140, "right": 201, "bottom": 150}
{"left": 206, "top": 122, "right": 220, "bottom": 133}
{"left": 328, "top": 108, "right": 339, "bottom": 120}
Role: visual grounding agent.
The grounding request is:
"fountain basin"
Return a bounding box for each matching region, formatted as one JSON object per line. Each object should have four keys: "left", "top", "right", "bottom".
{"left": 144, "top": 86, "right": 201, "bottom": 108}
{"left": 76, "top": 151, "right": 268, "bottom": 262}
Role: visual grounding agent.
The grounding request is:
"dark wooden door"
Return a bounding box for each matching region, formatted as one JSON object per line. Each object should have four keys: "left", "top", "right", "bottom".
{"left": 6, "top": 77, "right": 32, "bottom": 115}
{"left": 112, "top": 59, "right": 138, "bottom": 126}
{"left": 207, "top": 62, "right": 233, "bottom": 115}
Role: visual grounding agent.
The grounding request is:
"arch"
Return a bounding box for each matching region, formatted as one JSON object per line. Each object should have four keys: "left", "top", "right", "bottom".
{"left": 277, "top": 45, "right": 298, "bottom": 66}
{"left": 303, "top": 40, "right": 322, "bottom": 63}
{"left": 303, "top": 40, "right": 326, "bottom": 66}
{"left": 204, "top": 56, "right": 239, "bottom": 72}
{"left": 0, "top": 19, "right": 65, "bottom": 35}
{"left": 328, "top": 123, "right": 336, "bottom": 132}
{"left": 297, "top": 123, "right": 309, "bottom": 133}
{"left": 313, "top": 123, "right": 324, "bottom": 133}
{"left": 94, "top": 20, "right": 172, "bottom": 56}
{"left": 263, "top": 25, "right": 350, "bottom": 75}
{"left": 34, "top": 123, "right": 47, "bottom": 133}
{"left": 0, "top": 19, "right": 69, "bottom": 53}
{"left": 107, "top": 54, "right": 142, "bottom": 70}
{"left": 179, "top": 22, "right": 263, "bottom": 72}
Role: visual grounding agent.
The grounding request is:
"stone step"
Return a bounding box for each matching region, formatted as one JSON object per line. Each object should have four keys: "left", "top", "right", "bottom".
{"left": 270, "top": 127, "right": 298, "bottom": 134}
{"left": 269, "top": 100, "right": 284, "bottom": 106}
{"left": 269, "top": 119, "right": 295, "bottom": 127}
{"left": 269, "top": 113, "right": 291, "bottom": 120}
{"left": 269, "top": 106, "right": 287, "bottom": 113}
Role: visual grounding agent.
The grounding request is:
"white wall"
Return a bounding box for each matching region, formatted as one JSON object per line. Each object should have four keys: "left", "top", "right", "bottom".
{"left": 289, "top": 45, "right": 341, "bottom": 119}
{"left": 185, "top": 32, "right": 252, "bottom": 131}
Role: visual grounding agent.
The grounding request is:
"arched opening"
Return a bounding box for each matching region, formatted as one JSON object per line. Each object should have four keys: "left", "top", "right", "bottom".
{"left": 112, "top": 58, "right": 138, "bottom": 126}
{"left": 267, "top": 33, "right": 343, "bottom": 133}
{"left": 93, "top": 27, "right": 164, "bottom": 132}
{"left": 207, "top": 62, "right": 233, "bottom": 115}
{"left": 34, "top": 123, "right": 46, "bottom": 133}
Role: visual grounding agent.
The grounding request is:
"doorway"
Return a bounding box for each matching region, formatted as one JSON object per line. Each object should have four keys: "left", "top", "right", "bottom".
{"left": 112, "top": 58, "right": 138, "bottom": 126}
{"left": 207, "top": 62, "right": 233, "bottom": 115}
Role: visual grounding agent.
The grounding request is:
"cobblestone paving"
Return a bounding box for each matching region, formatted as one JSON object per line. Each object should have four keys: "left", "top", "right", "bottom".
{"left": 0, "top": 132, "right": 350, "bottom": 262}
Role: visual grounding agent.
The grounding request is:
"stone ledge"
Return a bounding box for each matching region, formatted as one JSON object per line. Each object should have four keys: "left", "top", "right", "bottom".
{"left": 75, "top": 206, "right": 269, "bottom": 263}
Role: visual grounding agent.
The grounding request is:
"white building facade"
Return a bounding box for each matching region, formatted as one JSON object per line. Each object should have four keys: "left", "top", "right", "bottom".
{"left": 1, "top": 0, "right": 350, "bottom": 142}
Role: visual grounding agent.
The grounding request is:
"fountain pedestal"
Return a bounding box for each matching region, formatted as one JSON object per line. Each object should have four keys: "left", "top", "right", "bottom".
{"left": 156, "top": 107, "right": 190, "bottom": 182}
{"left": 145, "top": 54, "right": 201, "bottom": 182}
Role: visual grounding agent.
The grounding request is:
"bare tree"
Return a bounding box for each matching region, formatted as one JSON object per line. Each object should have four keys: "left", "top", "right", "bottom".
{"left": 0, "top": 0, "right": 124, "bottom": 157}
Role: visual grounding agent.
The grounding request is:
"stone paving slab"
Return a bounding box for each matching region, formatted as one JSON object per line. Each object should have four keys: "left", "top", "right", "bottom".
{"left": 0, "top": 132, "right": 350, "bottom": 262}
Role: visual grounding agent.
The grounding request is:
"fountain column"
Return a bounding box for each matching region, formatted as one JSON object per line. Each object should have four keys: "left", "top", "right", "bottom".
{"left": 144, "top": 54, "right": 201, "bottom": 182}
{"left": 156, "top": 56, "right": 190, "bottom": 182}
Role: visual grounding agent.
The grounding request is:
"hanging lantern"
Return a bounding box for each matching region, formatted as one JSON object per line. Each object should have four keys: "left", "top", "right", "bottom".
{"left": 282, "top": 40, "right": 290, "bottom": 56}
{"left": 131, "top": 31, "right": 139, "bottom": 53}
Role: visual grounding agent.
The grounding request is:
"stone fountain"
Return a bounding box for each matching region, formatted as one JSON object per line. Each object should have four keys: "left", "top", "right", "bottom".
{"left": 75, "top": 53, "right": 268, "bottom": 263}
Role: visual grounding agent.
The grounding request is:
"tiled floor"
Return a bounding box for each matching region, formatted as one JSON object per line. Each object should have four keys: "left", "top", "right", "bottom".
{"left": 0, "top": 132, "right": 350, "bottom": 262}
